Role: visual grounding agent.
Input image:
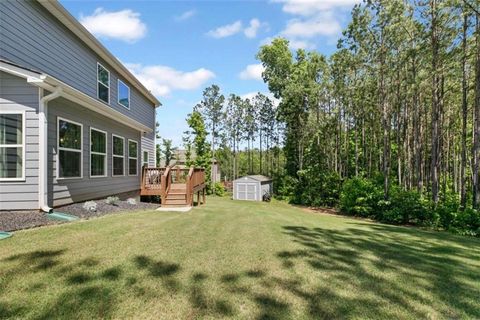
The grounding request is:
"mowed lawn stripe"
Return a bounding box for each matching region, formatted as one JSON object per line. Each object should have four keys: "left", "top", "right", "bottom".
{"left": 0, "top": 197, "right": 479, "bottom": 319}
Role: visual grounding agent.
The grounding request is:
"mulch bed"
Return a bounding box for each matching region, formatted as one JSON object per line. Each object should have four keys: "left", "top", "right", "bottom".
{"left": 0, "top": 200, "right": 160, "bottom": 232}
{"left": 58, "top": 199, "right": 159, "bottom": 219}
{"left": 0, "top": 211, "right": 61, "bottom": 232}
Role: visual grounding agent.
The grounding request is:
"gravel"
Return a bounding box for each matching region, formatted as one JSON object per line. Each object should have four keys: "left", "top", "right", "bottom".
{"left": 0, "top": 200, "right": 160, "bottom": 232}
{"left": 58, "top": 199, "right": 159, "bottom": 219}
{"left": 0, "top": 211, "right": 61, "bottom": 232}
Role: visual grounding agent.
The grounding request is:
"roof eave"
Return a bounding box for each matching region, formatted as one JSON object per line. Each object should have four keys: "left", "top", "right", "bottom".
{"left": 36, "top": 0, "right": 161, "bottom": 108}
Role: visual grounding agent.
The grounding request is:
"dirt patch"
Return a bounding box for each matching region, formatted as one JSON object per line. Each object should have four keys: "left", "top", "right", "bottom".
{"left": 296, "top": 205, "right": 378, "bottom": 222}
{"left": 1, "top": 200, "right": 160, "bottom": 232}
{"left": 0, "top": 211, "right": 61, "bottom": 232}
{"left": 57, "top": 199, "right": 160, "bottom": 219}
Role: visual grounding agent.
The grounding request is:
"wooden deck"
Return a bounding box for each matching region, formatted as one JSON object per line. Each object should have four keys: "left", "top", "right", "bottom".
{"left": 141, "top": 166, "right": 206, "bottom": 207}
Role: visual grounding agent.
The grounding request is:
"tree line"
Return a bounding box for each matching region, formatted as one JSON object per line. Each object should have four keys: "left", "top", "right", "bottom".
{"left": 163, "top": 0, "right": 480, "bottom": 235}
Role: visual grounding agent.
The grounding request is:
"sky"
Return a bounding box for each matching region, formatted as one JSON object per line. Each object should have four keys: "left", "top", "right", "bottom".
{"left": 61, "top": 0, "right": 359, "bottom": 147}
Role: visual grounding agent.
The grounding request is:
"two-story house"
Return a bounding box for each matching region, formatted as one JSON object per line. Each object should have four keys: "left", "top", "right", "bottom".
{"left": 0, "top": 0, "right": 161, "bottom": 211}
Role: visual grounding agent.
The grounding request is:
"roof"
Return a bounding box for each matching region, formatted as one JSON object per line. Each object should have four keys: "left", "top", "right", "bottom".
{"left": 235, "top": 175, "right": 272, "bottom": 182}
{"left": 0, "top": 59, "right": 153, "bottom": 133}
{"left": 36, "top": 0, "right": 161, "bottom": 108}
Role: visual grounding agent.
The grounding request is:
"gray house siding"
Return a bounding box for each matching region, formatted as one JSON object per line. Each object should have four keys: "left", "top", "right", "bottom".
{"left": 141, "top": 131, "right": 156, "bottom": 167}
{"left": 0, "top": 71, "right": 40, "bottom": 210}
{"left": 47, "top": 97, "right": 143, "bottom": 207}
{"left": 0, "top": 0, "right": 156, "bottom": 129}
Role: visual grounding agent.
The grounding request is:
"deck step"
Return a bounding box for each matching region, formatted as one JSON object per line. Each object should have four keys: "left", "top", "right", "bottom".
{"left": 164, "top": 199, "right": 188, "bottom": 205}
{"left": 166, "top": 194, "right": 187, "bottom": 200}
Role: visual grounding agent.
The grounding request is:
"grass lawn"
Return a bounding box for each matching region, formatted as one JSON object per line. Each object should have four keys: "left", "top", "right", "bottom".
{"left": 1, "top": 197, "right": 479, "bottom": 320}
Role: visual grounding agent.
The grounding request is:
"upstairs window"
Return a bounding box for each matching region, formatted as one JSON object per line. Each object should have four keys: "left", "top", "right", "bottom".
{"left": 90, "top": 128, "right": 107, "bottom": 177}
{"left": 128, "top": 140, "right": 138, "bottom": 176}
{"left": 118, "top": 80, "right": 130, "bottom": 109}
{"left": 0, "top": 112, "right": 25, "bottom": 181}
{"left": 58, "top": 117, "right": 82, "bottom": 179}
{"left": 97, "top": 63, "right": 110, "bottom": 104}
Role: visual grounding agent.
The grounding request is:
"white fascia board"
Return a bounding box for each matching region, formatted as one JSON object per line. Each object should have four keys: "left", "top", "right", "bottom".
{"left": 1, "top": 60, "right": 152, "bottom": 133}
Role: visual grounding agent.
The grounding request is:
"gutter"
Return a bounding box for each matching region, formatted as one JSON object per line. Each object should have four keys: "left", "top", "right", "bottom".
{"left": 38, "top": 87, "right": 62, "bottom": 213}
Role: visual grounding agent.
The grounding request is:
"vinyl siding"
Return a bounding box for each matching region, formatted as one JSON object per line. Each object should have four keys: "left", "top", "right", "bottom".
{"left": 48, "top": 97, "right": 143, "bottom": 207}
{"left": 141, "top": 131, "right": 156, "bottom": 167}
{"left": 0, "top": 71, "right": 39, "bottom": 210}
{"left": 0, "top": 0, "right": 156, "bottom": 130}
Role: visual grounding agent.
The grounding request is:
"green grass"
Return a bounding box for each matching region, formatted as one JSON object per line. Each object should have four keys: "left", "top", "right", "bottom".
{"left": 1, "top": 197, "right": 479, "bottom": 319}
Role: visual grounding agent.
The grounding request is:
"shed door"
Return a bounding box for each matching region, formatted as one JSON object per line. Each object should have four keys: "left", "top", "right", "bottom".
{"left": 237, "top": 183, "right": 257, "bottom": 200}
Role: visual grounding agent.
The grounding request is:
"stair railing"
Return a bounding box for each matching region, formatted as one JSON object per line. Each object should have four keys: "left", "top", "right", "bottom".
{"left": 186, "top": 166, "right": 194, "bottom": 206}
{"left": 161, "top": 166, "right": 171, "bottom": 204}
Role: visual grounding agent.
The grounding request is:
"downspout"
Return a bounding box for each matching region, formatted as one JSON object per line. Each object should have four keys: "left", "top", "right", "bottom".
{"left": 39, "top": 87, "right": 62, "bottom": 213}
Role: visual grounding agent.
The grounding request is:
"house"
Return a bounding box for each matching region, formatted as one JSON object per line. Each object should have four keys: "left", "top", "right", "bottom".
{"left": 0, "top": 0, "right": 161, "bottom": 211}
{"left": 233, "top": 175, "right": 272, "bottom": 201}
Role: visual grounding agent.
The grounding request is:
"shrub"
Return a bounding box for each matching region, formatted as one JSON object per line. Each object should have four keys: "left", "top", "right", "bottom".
{"left": 214, "top": 182, "right": 225, "bottom": 196}
{"left": 451, "top": 209, "right": 480, "bottom": 236}
{"left": 127, "top": 198, "right": 137, "bottom": 205}
{"left": 274, "top": 175, "right": 297, "bottom": 201}
{"left": 83, "top": 201, "right": 97, "bottom": 212}
{"left": 106, "top": 196, "right": 119, "bottom": 206}
{"left": 382, "top": 188, "right": 429, "bottom": 225}
{"left": 340, "top": 177, "right": 382, "bottom": 217}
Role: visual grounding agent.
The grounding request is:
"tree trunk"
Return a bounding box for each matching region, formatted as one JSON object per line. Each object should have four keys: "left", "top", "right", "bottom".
{"left": 474, "top": 14, "right": 480, "bottom": 208}
{"left": 430, "top": 0, "right": 441, "bottom": 205}
{"left": 461, "top": 13, "right": 468, "bottom": 209}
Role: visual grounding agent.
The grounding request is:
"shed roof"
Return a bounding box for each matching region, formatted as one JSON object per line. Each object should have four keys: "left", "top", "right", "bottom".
{"left": 235, "top": 175, "right": 272, "bottom": 182}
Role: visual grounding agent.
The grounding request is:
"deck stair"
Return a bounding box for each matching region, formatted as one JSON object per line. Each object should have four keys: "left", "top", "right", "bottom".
{"left": 141, "top": 166, "right": 206, "bottom": 208}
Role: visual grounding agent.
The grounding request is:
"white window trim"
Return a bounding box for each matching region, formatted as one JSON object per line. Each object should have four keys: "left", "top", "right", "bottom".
{"left": 142, "top": 150, "right": 149, "bottom": 167}
{"left": 128, "top": 139, "right": 138, "bottom": 176}
{"left": 57, "top": 117, "right": 83, "bottom": 180}
{"left": 97, "top": 62, "right": 110, "bottom": 104}
{"left": 112, "top": 134, "right": 125, "bottom": 177}
{"left": 90, "top": 127, "right": 107, "bottom": 178}
{"left": 117, "top": 79, "right": 130, "bottom": 110}
{"left": 0, "top": 110, "right": 26, "bottom": 182}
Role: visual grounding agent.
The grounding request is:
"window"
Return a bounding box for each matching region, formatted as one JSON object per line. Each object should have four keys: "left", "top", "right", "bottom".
{"left": 128, "top": 139, "right": 138, "bottom": 176}
{"left": 118, "top": 80, "right": 130, "bottom": 109}
{"left": 0, "top": 112, "right": 25, "bottom": 181}
{"left": 58, "top": 117, "right": 82, "bottom": 179}
{"left": 112, "top": 135, "right": 124, "bottom": 176}
{"left": 97, "top": 63, "right": 110, "bottom": 104}
{"left": 142, "top": 150, "right": 149, "bottom": 167}
{"left": 90, "top": 128, "right": 107, "bottom": 177}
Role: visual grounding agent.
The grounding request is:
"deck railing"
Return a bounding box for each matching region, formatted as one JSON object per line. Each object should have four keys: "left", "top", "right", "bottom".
{"left": 142, "top": 165, "right": 206, "bottom": 205}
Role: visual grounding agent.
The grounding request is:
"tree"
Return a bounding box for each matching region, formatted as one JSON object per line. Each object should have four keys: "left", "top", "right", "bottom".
{"left": 162, "top": 139, "right": 176, "bottom": 166}
{"left": 195, "top": 85, "right": 225, "bottom": 187}
{"left": 186, "top": 111, "right": 212, "bottom": 189}
{"left": 225, "top": 94, "right": 244, "bottom": 180}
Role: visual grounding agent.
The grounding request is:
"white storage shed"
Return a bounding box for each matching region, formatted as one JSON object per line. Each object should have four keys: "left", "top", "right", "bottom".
{"left": 233, "top": 175, "right": 272, "bottom": 201}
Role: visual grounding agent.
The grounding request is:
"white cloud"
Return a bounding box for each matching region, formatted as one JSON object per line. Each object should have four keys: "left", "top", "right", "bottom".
{"left": 273, "top": 0, "right": 359, "bottom": 16}
{"left": 260, "top": 36, "right": 315, "bottom": 50}
{"left": 241, "top": 91, "right": 280, "bottom": 107}
{"left": 80, "top": 8, "right": 147, "bottom": 43}
{"left": 175, "top": 10, "right": 196, "bottom": 21}
{"left": 244, "top": 19, "right": 261, "bottom": 38}
{"left": 269, "top": 0, "right": 357, "bottom": 49}
{"left": 126, "top": 63, "right": 215, "bottom": 97}
{"left": 206, "top": 21, "right": 243, "bottom": 38}
{"left": 239, "top": 64, "right": 265, "bottom": 81}
{"left": 208, "top": 19, "right": 267, "bottom": 39}
{"left": 282, "top": 14, "right": 341, "bottom": 38}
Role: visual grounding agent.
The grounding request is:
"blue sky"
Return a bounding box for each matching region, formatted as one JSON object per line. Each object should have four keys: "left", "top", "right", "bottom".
{"left": 61, "top": 0, "right": 358, "bottom": 147}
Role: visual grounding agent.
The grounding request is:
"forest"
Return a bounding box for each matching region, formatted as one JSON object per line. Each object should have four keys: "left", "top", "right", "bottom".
{"left": 159, "top": 0, "right": 480, "bottom": 236}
